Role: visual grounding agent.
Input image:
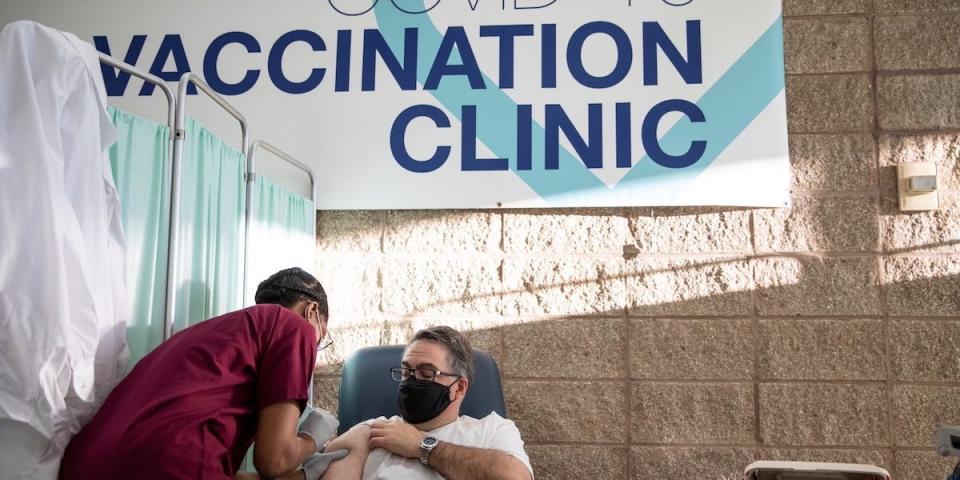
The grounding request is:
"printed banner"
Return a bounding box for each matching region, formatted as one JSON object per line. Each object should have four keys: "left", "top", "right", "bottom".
{"left": 2, "top": 0, "right": 791, "bottom": 209}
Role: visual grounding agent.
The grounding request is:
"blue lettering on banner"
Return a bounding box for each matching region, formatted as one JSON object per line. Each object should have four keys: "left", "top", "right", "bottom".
{"left": 566, "top": 22, "right": 633, "bottom": 89}
{"left": 204, "top": 31, "right": 261, "bottom": 95}
{"left": 88, "top": 0, "right": 783, "bottom": 182}
{"left": 145, "top": 34, "right": 197, "bottom": 95}
{"left": 390, "top": 104, "right": 451, "bottom": 172}
{"left": 268, "top": 29, "right": 327, "bottom": 94}
{"left": 94, "top": 19, "right": 703, "bottom": 97}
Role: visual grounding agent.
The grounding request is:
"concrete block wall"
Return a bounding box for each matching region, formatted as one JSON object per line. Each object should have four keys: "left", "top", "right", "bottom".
{"left": 311, "top": 1, "right": 960, "bottom": 478}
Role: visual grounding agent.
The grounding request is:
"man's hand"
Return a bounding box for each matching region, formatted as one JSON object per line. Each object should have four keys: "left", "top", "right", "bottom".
{"left": 326, "top": 423, "right": 371, "bottom": 452}
{"left": 368, "top": 420, "right": 424, "bottom": 458}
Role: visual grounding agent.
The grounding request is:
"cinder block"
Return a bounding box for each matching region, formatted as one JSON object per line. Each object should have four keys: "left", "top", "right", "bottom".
{"left": 754, "top": 196, "right": 878, "bottom": 253}
{"left": 786, "top": 74, "right": 874, "bottom": 132}
{"left": 876, "top": 14, "right": 960, "bottom": 70}
{"left": 630, "top": 447, "right": 756, "bottom": 480}
{"left": 880, "top": 195, "right": 960, "bottom": 253}
{"left": 503, "top": 318, "right": 626, "bottom": 379}
{"left": 400, "top": 316, "right": 506, "bottom": 361}
{"left": 878, "top": 74, "right": 960, "bottom": 130}
{"left": 626, "top": 256, "right": 754, "bottom": 316}
{"left": 884, "top": 256, "right": 960, "bottom": 316}
{"left": 505, "top": 380, "right": 626, "bottom": 443}
{"left": 875, "top": 0, "right": 960, "bottom": 13}
{"left": 502, "top": 257, "right": 625, "bottom": 317}
{"left": 790, "top": 134, "right": 876, "bottom": 192}
{"left": 759, "top": 383, "right": 888, "bottom": 446}
{"left": 892, "top": 320, "right": 960, "bottom": 381}
{"left": 783, "top": 0, "right": 870, "bottom": 15}
{"left": 316, "top": 320, "right": 408, "bottom": 374}
{"left": 311, "top": 375, "right": 340, "bottom": 413}
{"left": 316, "top": 210, "right": 382, "bottom": 253}
{"left": 630, "top": 319, "right": 754, "bottom": 380}
{"left": 461, "top": 326, "right": 503, "bottom": 367}
{"left": 893, "top": 385, "right": 960, "bottom": 447}
{"left": 879, "top": 135, "right": 960, "bottom": 240}
{"left": 631, "top": 383, "right": 755, "bottom": 444}
{"left": 503, "top": 209, "right": 627, "bottom": 254}
{"left": 757, "top": 319, "right": 885, "bottom": 380}
{"left": 880, "top": 133, "right": 960, "bottom": 193}
{"left": 895, "top": 450, "right": 960, "bottom": 480}
{"left": 381, "top": 257, "right": 501, "bottom": 315}
{"left": 383, "top": 210, "right": 500, "bottom": 254}
{"left": 629, "top": 208, "right": 752, "bottom": 254}
{"left": 316, "top": 256, "right": 380, "bottom": 316}
{"left": 784, "top": 18, "right": 870, "bottom": 74}
{"left": 527, "top": 446, "right": 626, "bottom": 480}
{"left": 755, "top": 256, "right": 882, "bottom": 316}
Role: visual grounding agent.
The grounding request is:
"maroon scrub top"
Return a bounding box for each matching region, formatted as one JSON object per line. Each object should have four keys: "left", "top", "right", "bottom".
{"left": 59, "top": 304, "right": 317, "bottom": 480}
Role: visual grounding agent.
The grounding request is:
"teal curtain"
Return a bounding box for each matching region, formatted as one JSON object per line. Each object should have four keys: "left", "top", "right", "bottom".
{"left": 107, "top": 107, "right": 171, "bottom": 365}
{"left": 173, "top": 118, "right": 246, "bottom": 330}
{"left": 244, "top": 175, "right": 316, "bottom": 303}
{"left": 108, "top": 112, "right": 246, "bottom": 360}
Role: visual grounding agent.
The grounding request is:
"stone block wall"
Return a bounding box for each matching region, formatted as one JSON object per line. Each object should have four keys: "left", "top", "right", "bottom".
{"left": 311, "top": 1, "right": 960, "bottom": 478}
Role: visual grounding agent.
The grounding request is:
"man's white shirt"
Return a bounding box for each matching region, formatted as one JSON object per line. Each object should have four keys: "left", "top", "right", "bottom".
{"left": 361, "top": 412, "right": 533, "bottom": 479}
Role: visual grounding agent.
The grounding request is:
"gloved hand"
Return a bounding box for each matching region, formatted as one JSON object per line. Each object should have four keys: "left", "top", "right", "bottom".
{"left": 298, "top": 408, "right": 339, "bottom": 452}
{"left": 302, "top": 449, "right": 348, "bottom": 480}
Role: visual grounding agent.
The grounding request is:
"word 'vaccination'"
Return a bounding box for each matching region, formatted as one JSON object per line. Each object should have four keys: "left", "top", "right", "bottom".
{"left": 96, "top": 17, "right": 705, "bottom": 172}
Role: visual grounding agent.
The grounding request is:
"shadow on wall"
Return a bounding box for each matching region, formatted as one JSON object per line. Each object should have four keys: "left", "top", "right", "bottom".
{"left": 310, "top": 205, "right": 960, "bottom": 480}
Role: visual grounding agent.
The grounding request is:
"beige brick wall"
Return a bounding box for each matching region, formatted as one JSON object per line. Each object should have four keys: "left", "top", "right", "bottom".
{"left": 311, "top": 2, "right": 960, "bottom": 478}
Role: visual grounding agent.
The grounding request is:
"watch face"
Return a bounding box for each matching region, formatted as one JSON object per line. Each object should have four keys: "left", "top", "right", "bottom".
{"left": 422, "top": 437, "right": 439, "bottom": 448}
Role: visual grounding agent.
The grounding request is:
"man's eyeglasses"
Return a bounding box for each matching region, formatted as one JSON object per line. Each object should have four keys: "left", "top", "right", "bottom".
{"left": 390, "top": 367, "right": 460, "bottom": 382}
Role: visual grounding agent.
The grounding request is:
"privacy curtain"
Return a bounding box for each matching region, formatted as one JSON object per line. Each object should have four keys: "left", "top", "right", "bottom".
{"left": 173, "top": 117, "right": 246, "bottom": 330}
{"left": 107, "top": 107, "right": 170, "bottom": 365}
{"left": 109, "top": 112, "right": 247, "bottom": 359}
{"left": 245, "top": 175, "right": 316, "bottom": 303}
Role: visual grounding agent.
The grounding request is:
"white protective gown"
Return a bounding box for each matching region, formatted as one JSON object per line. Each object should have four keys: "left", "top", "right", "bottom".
{"left": 0, "top": 21, "right": 129, "bottom": 479}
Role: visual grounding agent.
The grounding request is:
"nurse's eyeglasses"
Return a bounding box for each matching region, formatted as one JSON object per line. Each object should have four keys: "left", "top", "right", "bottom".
{"left": 317, "top": 331, "right": 334, "bottom": 353}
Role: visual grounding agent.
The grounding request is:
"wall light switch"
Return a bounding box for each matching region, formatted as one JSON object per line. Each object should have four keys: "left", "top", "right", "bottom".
{"left": 898, "top": 162, "right": 939, "bottom": 211}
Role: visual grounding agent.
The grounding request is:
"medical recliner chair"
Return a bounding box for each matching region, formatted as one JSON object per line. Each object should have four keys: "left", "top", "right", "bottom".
{"left": 336, "top": 345, "right": 507, "bottom": 435}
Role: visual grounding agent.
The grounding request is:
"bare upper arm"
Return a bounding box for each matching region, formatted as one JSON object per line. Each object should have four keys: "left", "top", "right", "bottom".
{"left": 253, "top": 401, "right": 303, "bottom": 471}
{"left": 321, "top": 423, "right": 372, "bottom": 480}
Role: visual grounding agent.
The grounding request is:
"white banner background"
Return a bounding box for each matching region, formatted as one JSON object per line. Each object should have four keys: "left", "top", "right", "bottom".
{"left": 1, "top": 0, "right": 790, "bottom": 209}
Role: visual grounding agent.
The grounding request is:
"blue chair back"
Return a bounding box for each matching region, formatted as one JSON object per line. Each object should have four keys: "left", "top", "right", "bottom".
{"left": 336, "top": 345, "right": 506, "bottom": 434}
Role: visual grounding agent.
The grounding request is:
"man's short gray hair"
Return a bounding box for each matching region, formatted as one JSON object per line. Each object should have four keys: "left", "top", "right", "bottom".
{"left": 409, "top": 326, "right": 474, "bottom": 382}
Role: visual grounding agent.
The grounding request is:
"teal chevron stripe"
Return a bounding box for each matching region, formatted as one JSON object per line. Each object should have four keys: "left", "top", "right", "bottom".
{"left": 373, "top": 2, "right": 785, "bottom": 204}
{"left": 616, "top": 16, "right": 785, "bottom": 203}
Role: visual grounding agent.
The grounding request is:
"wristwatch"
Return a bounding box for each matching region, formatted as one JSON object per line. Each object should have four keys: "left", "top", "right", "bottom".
{"left": 419, "top": 436, "right": 439, "bottom": 466}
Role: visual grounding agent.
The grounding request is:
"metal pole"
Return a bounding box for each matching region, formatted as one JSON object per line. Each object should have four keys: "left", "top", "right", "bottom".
{"left": 97, "top": 53, "right": 179, "bottom": 343}
{"left": 166, "top": 72, "right": 249, "bottom": 338}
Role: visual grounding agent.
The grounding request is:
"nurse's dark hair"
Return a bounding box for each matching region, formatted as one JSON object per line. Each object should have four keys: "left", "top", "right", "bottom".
{"left": 409, "top": 326, "right": 474, "bottom": 382}
{"left": 254, "top": 267, "right": 328, "bottom": 316}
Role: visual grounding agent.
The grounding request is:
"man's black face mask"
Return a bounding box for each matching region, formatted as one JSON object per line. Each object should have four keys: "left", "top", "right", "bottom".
{"left": 397, "top": 377, "right": 457, "bottom": 424}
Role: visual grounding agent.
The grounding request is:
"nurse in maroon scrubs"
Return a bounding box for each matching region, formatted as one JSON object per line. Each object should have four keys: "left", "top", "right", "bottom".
{"left": 60, "top": 267, "right": 340, "bottom": 480}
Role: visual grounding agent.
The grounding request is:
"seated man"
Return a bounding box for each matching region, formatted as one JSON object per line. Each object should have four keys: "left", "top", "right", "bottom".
{"left": 320, "top": 326, "right": 533, "bottom": 480}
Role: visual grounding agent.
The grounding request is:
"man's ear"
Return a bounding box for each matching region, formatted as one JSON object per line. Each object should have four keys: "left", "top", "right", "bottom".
{"left": 453, "top": 377, "right": 469, "bottom": 401}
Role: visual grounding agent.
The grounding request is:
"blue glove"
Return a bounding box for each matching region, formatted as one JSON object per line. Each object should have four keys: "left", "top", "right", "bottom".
{"left": 302, "top": 449, "right": 348, "bottom": 480}
{"left": 298, "top": 408, "right": 339, "bottom": 452}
